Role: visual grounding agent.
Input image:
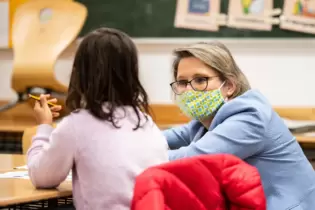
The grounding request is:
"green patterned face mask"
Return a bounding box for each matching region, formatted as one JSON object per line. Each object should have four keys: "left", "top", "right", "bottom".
{"left": 176, "top": 83, "right": 225, "bottom": 120}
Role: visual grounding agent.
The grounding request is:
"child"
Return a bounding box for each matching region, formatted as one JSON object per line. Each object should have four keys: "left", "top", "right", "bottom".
{"left": 27, "top": 27, "right": 169, "bottom": 210}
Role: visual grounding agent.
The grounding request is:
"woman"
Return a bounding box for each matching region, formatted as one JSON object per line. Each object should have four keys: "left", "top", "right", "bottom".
{"left": 164, "top": 41, "right": 315, "bottom": 210}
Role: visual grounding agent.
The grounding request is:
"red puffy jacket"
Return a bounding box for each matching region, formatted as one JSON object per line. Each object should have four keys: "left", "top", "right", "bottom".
{"left": 131, "top": 154, "right": 266, "bottom": 210}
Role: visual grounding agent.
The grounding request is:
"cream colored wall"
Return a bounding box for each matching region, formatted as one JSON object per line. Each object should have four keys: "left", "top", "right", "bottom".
{"left": 0, "top": 38, "right": 315, "bottom": 105}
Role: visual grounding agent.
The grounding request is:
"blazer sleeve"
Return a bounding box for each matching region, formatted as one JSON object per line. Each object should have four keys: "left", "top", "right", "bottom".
{"left": 163, "top": 123, "right": 192, "bottom": 150}
{"left": 168, "top": 110, "right": 266, "bottom": 160}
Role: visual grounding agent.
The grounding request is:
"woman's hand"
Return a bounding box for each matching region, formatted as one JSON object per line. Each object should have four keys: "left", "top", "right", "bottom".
{"left": 33, "top": 94, "right": 62, "bottom": 125}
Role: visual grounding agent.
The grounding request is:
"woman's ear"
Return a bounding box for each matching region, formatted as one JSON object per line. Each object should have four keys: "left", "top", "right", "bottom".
{"left": 225, "top": 79, "right": 236, "bottom": 97}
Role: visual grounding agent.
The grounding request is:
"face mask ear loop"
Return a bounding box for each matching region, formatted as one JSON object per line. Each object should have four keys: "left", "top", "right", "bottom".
{"left": 219, "top": 81, "right": 226, "bottom": 90}
{"left": 219, "top": 81, "right": 228, "bottom": 102}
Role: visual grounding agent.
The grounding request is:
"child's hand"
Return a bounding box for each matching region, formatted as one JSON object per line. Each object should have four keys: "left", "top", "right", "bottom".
{"left": 33, "top": 94, "right": 62, "bottom": 125}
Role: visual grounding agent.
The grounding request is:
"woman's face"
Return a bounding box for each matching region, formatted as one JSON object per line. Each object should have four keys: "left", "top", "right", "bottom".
{"left": 176, "top": 56, "right": 234, "bottom": 99}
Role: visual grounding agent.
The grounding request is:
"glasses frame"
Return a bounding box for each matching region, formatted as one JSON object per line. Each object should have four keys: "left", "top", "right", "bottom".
{"left": 170, "top": 76, "right": 219, "bottom": 95}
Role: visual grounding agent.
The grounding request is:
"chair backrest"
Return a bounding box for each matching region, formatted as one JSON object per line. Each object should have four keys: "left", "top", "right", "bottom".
{"left": 150, "top": 104, "right": 189, "bottom": 129}
{"left": 11, "top": 0, "right": 87, "bottom": 93}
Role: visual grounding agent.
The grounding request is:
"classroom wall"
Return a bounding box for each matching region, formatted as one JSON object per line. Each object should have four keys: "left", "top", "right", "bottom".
{"left": 0, "top": 38, "right": 315, "bottom": 106}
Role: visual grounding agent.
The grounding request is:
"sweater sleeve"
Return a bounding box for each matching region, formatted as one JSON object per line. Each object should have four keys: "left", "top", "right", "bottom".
{"left": 27, "top": 115, "right": 75, "bottom": 188}
{"left": 168, "top": 111, "right": 266, "bottom": 161}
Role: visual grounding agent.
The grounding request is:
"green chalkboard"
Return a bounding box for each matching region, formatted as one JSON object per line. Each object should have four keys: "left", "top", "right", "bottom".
{"left": 77, "top": 0, "right": 315, "bottom": 38}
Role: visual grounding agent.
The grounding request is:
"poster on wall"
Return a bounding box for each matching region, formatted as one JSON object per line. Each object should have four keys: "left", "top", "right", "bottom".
{"left": 227, "top": 0, "right": 281, "bottom": 31}
{"left": 0, "top": 0, "right": 9, "bottom": 48}
{"left": 174, "top": 0, "right": 226, "bottom": 31}
{"left": 280, "top": 0, "right": 315, "bottom": 34}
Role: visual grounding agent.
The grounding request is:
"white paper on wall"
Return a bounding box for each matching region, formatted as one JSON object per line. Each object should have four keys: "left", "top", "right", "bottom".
{"left": 227, "top": 0, "right": 281, "bottom": 31}
{"left": 174, "top": 0, "right": 226, "bottom": 32}
{"left": 0, "top": 0, "right": 9, "bottom": 48}
{"left": 280, "top": 0, "right": 315, "bottom": 35}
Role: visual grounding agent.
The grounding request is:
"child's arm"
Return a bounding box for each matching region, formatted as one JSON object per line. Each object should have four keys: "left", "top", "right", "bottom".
{"left": 27, "top": 116, "right": 75, "bottom": 188}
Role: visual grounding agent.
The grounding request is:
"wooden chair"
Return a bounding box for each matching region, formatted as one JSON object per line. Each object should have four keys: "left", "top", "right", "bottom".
{"left": 150, "top": 104, "right": 189, "bottom": 130}
{"left": 274, "top": 107, "right": 315, "bottom": 121}
{"left": 274, "top": 107, "right": 315, "bottom": 160}
{"left": 0, "top": 0, "right": 87, "bottom": 132}
{"left": 274, "top": 107, "right": 315, "bottom": 145}
{"left": 12, "top": 0, "right": 87, "bottom": 93}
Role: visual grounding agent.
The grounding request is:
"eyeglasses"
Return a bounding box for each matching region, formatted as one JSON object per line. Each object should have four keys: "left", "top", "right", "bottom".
{"left": 170, "top": 76, "right": 219, "bottom": 95}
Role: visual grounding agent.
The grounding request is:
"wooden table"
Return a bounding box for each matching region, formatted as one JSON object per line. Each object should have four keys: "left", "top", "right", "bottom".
{"left": 0, "top": 154, "right": 72, "bottom": 207}
{"left": 0, "top": 179, "right": 72, "bottom": 207}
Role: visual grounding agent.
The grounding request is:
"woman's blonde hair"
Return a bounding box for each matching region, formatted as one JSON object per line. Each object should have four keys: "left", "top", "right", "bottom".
{"left": 172, "top": 41, "right": 250, "bottom": 98}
